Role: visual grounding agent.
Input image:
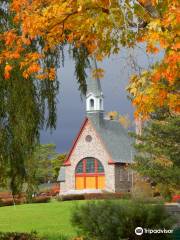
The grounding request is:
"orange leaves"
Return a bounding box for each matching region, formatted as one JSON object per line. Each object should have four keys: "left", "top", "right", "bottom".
{"left": 11, "top": 0, "right": 28, "bottom": 12}
{"left": 3, "top": 31, "right": 17, "bottom": 45}
{"left": 0, "top": 0, "right": 118, "bottom": 82}
{"left": 48, "top": 68, "right": 56, "bottom": 81}
{"left": 22, "top": 63, "right": 41, "bottom": 79}
{"left": 92, "top": 68, "right": 105, "bottom": 79}
{"left": 129, "top": 0, "right": 180, "bottom": 119}
{"left": 146, "top": 44, "right": 159, "bottom": 54}
{"left": 4, "top": 64, "right": 12, "bottom": 80}
{"left": 107, "top": 111, "right": 118, "bottom": 120}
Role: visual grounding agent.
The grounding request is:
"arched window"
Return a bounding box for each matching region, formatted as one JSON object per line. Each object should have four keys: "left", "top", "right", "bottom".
{"left": 90, "top": 99, "right": 94, "bottom": 110}
{"left": 75, "top": 158, "right": 105, "bottom": 189}
{"left": 100, "top": 99, "right": 102, "bottom": 110}
{"left": 75, "top": 158, "right": 104, "bottom": 174}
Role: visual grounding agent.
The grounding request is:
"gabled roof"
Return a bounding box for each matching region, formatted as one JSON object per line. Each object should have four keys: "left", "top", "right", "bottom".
{"left": 63, "top": 113, "right": 134, "bottom": 166}
{"left": 63, "top": 118, "right": 88, "bottom": 166}
{"left": 88, "top": 113, "right": 134, "bottom": 163}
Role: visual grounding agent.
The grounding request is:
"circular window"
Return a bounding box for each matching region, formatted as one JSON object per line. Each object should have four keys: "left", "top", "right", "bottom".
{"left": 85, "top": 135, "right": 92, "bottom": 142}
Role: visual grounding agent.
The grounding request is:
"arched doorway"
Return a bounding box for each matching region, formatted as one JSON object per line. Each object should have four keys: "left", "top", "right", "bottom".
{"left": 75, "top": 157, "right": 105, "bottom": 190}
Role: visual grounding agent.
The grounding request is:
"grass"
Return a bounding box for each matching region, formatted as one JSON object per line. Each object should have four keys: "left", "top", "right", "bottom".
{"left": 0, "top": 200, "right": 80, "bottom": 239}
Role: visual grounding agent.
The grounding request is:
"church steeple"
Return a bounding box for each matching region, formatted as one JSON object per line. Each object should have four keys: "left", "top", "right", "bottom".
{"left": 86, "top": 60, "right": 104, "bottom": 113}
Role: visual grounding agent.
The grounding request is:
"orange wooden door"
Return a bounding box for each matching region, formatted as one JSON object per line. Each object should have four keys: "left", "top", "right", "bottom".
{"left": 86, "top": 176, "right": 96, "bottom": 189}
{"left": 97, "top": 176, "right": 105, "bottom": 189}
{"left": 75, "top": 176, "right": 84, "bottom": 190}
{"left": 75, "top": 176, "right": 105, "bottom": 189}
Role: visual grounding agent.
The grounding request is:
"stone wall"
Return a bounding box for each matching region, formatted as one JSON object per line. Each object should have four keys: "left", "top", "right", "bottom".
{"left": 60, "top": 119, "right": 115, "bottom": 194}
{"left": 115, "top": 164, "right": 132, "bottom": 192}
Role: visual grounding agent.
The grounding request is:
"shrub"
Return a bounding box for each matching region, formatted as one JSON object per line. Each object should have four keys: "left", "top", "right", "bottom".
{"left": 0, "top": 232, "right": 42, "bottom": 240}
{"left": 57, "top": 194, "right": 85, "bottom": 201}
{"left": 57, "top": 192, "right": 131, "bottom": 201}
{"left": 131, "top": 178, "right": 153, "bottom": 200}
{"left": 84, "top": 192, "right": 130, "bottom": 200}
{"left": 71, "top": 200, "right": 175, "bottom": 240}
{"left": 31, "top": 196, "right": 51, "bottom": 203}
{"left": 0, "top": 196, "right": 26, "bottom": 207}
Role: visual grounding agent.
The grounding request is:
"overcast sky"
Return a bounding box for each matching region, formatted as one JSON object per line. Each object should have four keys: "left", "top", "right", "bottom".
{"left": 40, "top": 46, "right": 160, "bottom": 153}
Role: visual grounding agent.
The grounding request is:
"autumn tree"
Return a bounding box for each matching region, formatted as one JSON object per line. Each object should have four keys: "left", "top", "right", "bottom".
{"left": 0, "top": 0, "right": 178, "bottom": 117}
{"left": 0, "top": 1, "right": 59, "bottom": 194}
{"left": 0, "top": 0, "right": 179, "bottom": 194}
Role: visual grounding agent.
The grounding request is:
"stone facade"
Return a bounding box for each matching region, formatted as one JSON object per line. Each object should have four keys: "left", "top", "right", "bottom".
{"left": 114, "top": 164, "right": 132, "bottom": 192}
{"left": 60, "top": 119, "right": 115, "bottom": 194}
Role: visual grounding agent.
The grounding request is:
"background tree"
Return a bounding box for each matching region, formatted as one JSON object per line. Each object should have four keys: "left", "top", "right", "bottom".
{"left": 132, "top": 113, "right": 180, "bottom": 199}
{"left": 25, "top": 144, "right": 66, "bottom": 199}
{"left": 32, "top": 144, "right": 66, "bottom": 184}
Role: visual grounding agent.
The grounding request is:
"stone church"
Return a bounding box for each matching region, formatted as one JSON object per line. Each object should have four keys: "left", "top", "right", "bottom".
{"left": 58, "top": 74, "right": 134, "bottom": 194}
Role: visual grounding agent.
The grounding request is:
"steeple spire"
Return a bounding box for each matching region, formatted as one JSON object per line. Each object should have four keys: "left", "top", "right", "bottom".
{"left": 86, "top": 59, "right": 104, "bottom": 113}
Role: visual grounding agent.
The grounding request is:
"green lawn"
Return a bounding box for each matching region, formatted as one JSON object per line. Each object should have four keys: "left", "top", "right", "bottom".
{"left": 0, "top": 200, "right": 80, "bottom": 239}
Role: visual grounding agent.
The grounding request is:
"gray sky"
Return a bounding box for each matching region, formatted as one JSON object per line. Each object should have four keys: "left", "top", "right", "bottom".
{"left": 40, "top": 46, "right": 160, "bottom": 153}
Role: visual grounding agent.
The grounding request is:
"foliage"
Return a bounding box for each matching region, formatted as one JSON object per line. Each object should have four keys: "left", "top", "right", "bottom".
{"left": 25, "top": 144, "right": 65, "bottom": 200}
{"left": 0, "top": 1, "right": 89, "bottom": 194}
{"left": 0, "top": 0, "right": 179, "bottom": 196}
{"left": 0, "top": 1, "right": 60, "bottom": 194}
{"left": 71, "top": 200, "right": 175, "bottom": 240}
{"left": 0, "top": 232, "right": 42, "bottom": 240}
{"left": 58, "top": 192, "right": 130, "bottom": 201}
{"left": 132, "top": 115, "right": 180, "bottom": 199}
{"left": 0, "top": 0, "right": 178, "bottom": 119}
{"left": 0, "top": 232, "right": 70, "bottom": 240}
{"left": 127, "top": 0, "right": 180, "bottom": 118}
{"left": 107, "top": 112, "right": 132, "bottom": 129}
{"left": 131, "top": 177, "right": 153, "bottom": 200}
{"left": 31, "top": 196, "right": 51, "bottom": 204}
{"left": 31, "top": 144, "right": 64, "bottom": 184}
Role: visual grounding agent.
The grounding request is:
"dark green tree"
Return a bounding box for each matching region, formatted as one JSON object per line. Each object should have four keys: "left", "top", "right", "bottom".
{"left": 0, "top": 1, "right": 61, "bottom": 194}
{"left": 31, "top": 144, "right": 65, "bottom": 184}
{"left": 133, "top": 115, "right": 180, "bottom": 199}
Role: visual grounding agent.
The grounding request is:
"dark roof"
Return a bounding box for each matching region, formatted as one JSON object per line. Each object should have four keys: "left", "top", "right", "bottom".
{"left": 88, "top": 112, "right": 134, "bottom": 163}
{"left": 86, "top": 76, "right": 103, "bottom": 97}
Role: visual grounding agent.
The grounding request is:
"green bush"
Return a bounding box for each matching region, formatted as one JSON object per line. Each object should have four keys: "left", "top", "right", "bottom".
{"left": 71, "top": 200, "right": 175, "bottom": 240}
{"left": 0, "top": 232, "right": 42, "bottom": 240}
{"left": 57, "top": 192, "right": 131, "bottom": 201}
{"left": 31, "top": 196, "right": 51, "bottom": 203}
{"left": 0, "top": 232, "right": 70, "bottom": 240}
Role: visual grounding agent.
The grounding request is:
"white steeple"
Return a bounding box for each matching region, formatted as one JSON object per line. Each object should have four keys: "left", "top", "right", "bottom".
{"left": 86, "top": 60, "right": 104, "bottom": 113}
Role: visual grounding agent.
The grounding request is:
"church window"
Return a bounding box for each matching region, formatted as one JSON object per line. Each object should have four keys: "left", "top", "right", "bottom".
{"left": 90, "top": 99, "right": 94, "bottom": 109}
{"left": 97, "top": 160, "right": 104, "bottom": 173}
{"left": 76, "top": 160, "right": 83, "bottom": 173}
{"left": 86, "top": 158, "right": 95, "bottom": 173}
{"left": 75, "top": 158, "right": 105, "bottom": 190}
{"left": 75, "top": 158, "right": 104, "bottom": 174}
{"left": 85, "top": 135, "right": 92, "bottom": 142}
{"left": 100, "top": 99, "right": 102, "bottom": 109}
